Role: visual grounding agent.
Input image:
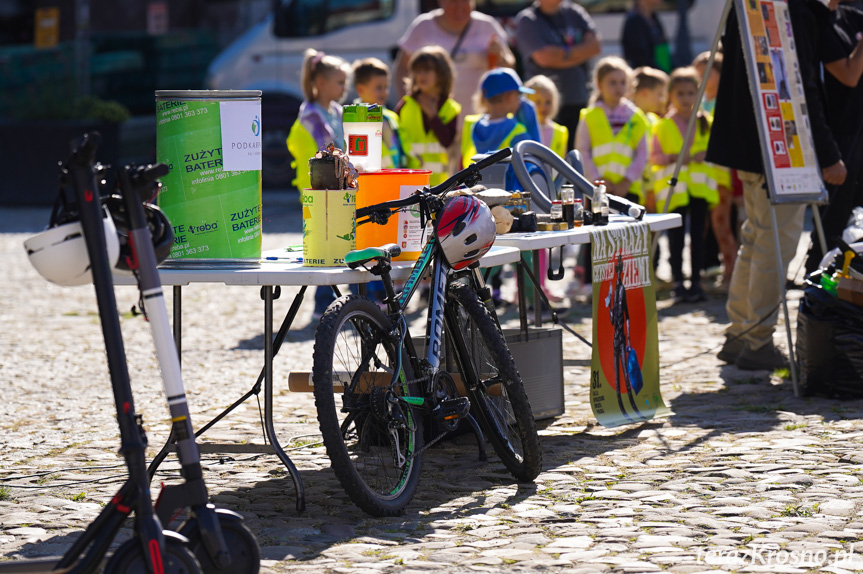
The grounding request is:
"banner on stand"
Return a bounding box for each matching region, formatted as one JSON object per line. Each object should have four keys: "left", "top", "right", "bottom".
{"left": 736, "top": 0, "right": 827, "bottom": 204}
{"left": 590, "top": 223, "right": 669, "bottom": 427}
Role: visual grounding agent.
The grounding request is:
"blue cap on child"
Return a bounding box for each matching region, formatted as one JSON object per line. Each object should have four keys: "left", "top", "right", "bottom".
{"left": 481, "top": 68, "right": 535, "bottom": 99}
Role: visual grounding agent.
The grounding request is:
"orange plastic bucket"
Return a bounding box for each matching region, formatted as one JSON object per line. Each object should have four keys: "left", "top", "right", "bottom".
{"left": 356, "top": 169, "right": 431, "bottom": 261}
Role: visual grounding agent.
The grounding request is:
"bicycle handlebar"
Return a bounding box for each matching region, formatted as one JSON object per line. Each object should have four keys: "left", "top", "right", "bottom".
{"left": 473, "top": 146, "right": 512, "bottom": 170}
{"left": 355, "top": 147, "right": 512, "bottom": 221}
{"left": 426, "top": 147, "right": 511, "bottom": 197}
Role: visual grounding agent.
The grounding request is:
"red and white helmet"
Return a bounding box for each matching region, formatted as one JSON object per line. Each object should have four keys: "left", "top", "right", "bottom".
{"left": 436, "top": 195, "right": 496, "bottom": 270}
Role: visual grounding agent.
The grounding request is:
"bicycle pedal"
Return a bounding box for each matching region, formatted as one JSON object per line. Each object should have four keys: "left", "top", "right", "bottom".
{"left": 432, "top": 397, "right": 470, "bottom": 422}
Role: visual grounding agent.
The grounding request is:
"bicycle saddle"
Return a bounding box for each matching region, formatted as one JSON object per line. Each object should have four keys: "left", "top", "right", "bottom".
{"left": 345, "top": 243, "right": 402, "bottom": 269}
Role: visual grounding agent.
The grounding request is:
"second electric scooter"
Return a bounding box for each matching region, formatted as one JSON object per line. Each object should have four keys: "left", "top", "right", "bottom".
{"left": 15, "top": 132, "right": 260, "bottom": 573}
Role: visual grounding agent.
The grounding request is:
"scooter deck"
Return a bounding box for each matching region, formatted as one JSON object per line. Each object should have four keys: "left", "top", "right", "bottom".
{"left": 0, "top": 558, "right": 75, "bottom": 573}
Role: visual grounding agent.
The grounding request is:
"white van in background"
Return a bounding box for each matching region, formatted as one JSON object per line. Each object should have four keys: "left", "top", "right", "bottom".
{"left": 206, "top": 0, "right": 724, "bottom": 187}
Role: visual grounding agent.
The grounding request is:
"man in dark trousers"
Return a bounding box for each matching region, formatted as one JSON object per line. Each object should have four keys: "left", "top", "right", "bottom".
{"left": 711, "top": 0, "right": 846, "bottom": 371}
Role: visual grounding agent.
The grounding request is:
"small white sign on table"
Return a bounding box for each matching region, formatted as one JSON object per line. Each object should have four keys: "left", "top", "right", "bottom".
{"left": 219, "top": 100, "right": 263, "bottom": 171}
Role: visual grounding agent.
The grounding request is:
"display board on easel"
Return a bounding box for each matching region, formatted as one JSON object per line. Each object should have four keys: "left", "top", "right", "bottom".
{"left": 736, "top": 0, "right": 828, "bottom": 204}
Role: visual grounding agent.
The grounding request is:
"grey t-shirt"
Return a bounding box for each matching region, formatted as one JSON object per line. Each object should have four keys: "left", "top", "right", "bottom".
{"left": 514, "top": 0, "right": 597, "bottom": 106}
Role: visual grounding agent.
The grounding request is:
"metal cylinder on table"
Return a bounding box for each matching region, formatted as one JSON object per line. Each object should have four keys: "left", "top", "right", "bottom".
{"left": 155, "top": 90, "right": 263, "bottom": 262}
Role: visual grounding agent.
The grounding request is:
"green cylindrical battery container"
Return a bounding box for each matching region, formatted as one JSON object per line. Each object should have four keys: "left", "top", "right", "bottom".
{"left": 155, "top": 90, "right": 262, "bottom": 261}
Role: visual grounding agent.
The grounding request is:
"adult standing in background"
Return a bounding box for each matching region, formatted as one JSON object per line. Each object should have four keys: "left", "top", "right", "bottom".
{"left": 621, "top": 0, "right": 672, "bottom": 73}
{"left": 804, "top": 2, "right": 863, "bottom": 273}
{"left": 395, "top": 0, "right": 516, "bottom": 115}
{"left": 711, "top": 0, "right": 846, "bottom": 371}
{"left": 515, "top": 0, "right": 601, "bottom": 149}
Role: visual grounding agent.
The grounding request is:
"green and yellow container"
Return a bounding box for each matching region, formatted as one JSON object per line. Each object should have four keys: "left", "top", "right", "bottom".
{"left": 155, "top": 90, "right": 262, "bottom": 261}
{"left": 302, "top": 189, "right": 356, "bottom": 267}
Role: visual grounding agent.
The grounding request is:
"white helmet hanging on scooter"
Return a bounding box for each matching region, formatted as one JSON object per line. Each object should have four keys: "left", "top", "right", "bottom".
{"left": 24, "top": 208, "right": 120, "bottom": 287}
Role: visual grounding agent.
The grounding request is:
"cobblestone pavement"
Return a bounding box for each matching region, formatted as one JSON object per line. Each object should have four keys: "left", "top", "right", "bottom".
{"left": 3, "top": 193, "right": 863, "bottom": 574}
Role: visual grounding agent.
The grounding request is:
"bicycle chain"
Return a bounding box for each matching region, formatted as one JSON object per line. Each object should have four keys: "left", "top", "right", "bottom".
{"left": 410, "top": 428, "right": 450, "bottom": 460}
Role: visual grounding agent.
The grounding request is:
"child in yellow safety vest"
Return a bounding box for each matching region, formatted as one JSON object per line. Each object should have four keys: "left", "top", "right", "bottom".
{"left": 351, "top": 57, "right": 407, "bottom": 169}
{"left": 286, "top": 49, "right": 350, "bottom": 192}
{"left": 461, "top": 68, "right": 540, "bottom": 170}
{"left": 575, "top": 56, "right": 650, "bottom": 204}
{"left": 570, "top": 56, "right": 650, "bottom": 301}
{"left": 649, "top": 66, "right": 718, "bottom": 303}
{"left": 525, "top": 75, "right": 570, "bottom": 158}
{"left": 631, "top": 66, "right": 669, "bottom": 213}
{"left": 285, "top": 49, "right": 350, "bottom": 319}
{"left": 396, "top": 46, "right": 461, "bottom": 186}
{"left": 462, "top": 68, "right": 542, "bottom": 306}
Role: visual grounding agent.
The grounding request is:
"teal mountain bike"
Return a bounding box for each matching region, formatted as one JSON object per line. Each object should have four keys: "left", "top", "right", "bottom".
{"left": 311, "top": 148, "right": 542, "bottom": 516}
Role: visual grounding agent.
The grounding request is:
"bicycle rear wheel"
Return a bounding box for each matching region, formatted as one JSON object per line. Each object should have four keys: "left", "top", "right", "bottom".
{"left": 446, "top": 283, "right": 542, "bottom": 482}
{"left": 312, "top": 295, "right": 423, "bottom": 516}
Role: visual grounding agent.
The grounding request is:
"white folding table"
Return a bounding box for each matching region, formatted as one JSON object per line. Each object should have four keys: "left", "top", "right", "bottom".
{"left": 493, "top": 213, "right": 682, "bottom": 332}
{"left": 114, "top": 245, "right": 521, "bottom": 511}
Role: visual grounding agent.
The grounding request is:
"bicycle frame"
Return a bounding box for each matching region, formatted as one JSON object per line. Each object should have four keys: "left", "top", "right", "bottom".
{"left": 315, "top": 147, "right": 546, "bottom": 516}
{"left": 376, "top": 224, "right": 493, "bottom": 423}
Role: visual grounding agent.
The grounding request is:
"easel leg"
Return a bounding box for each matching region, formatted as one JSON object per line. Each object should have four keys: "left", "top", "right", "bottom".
{"left": 770, "top": 206, "right": 800, "bottom": 397}
{"left": 811, "top": 204, "right": 828, "bottom": 258}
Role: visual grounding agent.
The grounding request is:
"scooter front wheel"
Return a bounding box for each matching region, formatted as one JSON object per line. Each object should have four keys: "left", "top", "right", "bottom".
{"left": 104, "top": 535, "right": 201, "bottom": 574}
{"left": 181, "top": 512, "right": 260, "bottom": 574}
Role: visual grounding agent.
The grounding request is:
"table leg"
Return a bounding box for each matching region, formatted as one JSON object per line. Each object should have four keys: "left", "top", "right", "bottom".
{"left": 147, "top": 427, "right": 175, "bottom": 479}
{"left": 192, "top": 286, "right": 308, "bottom": 438}
{"left": 149, "top": 285, "right": 309, "bottom": 513}
{"left": 516, "top": 256, "right": 528, "bottom": 336}
{"left": 263, "top": 285, "right": 306, "bottom": 512}
{"left": 173, "top": 285, "right": 182, "bottom": 360}
{"left": 533, "top": 249, "right": 542, "bottom": 328}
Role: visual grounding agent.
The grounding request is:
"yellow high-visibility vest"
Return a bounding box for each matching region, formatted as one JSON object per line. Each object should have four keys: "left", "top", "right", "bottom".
{"left": 461, "top": 114, "right": 483, "bottom": 168}
{"left": 399, "top": 95, "right": 461, "bottom": 186}
{"left": 580, "top": 106, "right": 650, "bottom": 203}
{"left": 286, "top": 119, "right": 318, "bottom": 191}
{"left": 461, "top": 114, "right": 527, "bottom": 168}
{"left": 642, "top": 112, "right": 661, "bottom": 208}
{"left": 549, "top": 121, "right": 569, "bottom": 159}
{"left": 651, "top": 114, "right": 718, "bottom": 212}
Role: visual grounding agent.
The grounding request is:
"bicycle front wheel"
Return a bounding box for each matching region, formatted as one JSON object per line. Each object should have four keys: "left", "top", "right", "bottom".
{"left": 312, "top": 295, "right": 423, "bottom": 516}
{"left": 446, "top": 283, "right": 542, "bottom": 482}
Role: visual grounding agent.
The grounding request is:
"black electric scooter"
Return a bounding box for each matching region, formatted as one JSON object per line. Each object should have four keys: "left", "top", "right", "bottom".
{"left": 3, "top": 132, "right": 259, "bottom": 573}
{"left": 110, "top": 148, "right": 260, "bottom": 574}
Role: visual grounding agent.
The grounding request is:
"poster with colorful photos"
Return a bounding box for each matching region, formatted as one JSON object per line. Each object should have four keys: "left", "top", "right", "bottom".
{"left": 590, "top": 223, "right": 670, "bottom": 428}
{"left": 736, "top": 0, "right": 827, "bottom": 203}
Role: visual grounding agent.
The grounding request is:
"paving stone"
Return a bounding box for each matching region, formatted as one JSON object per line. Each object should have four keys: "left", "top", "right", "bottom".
{"left": 819, "top": 500, "right": 857, "bottom": 517}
